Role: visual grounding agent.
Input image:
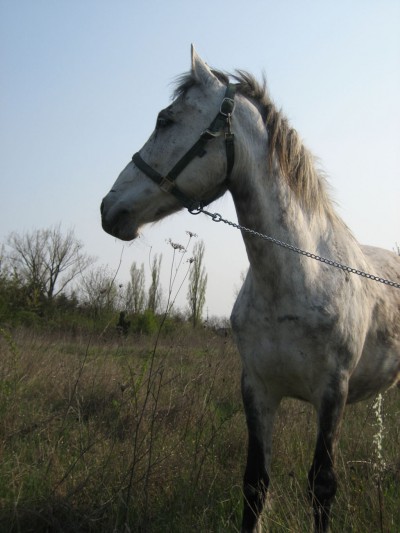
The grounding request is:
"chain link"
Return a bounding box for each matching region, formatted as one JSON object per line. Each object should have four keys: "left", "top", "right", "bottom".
{"left": 190, "top": 207, "right": 400, "bottom": 289}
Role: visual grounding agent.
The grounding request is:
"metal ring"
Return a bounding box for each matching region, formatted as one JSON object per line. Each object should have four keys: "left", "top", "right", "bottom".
{"left": 188, "top": 206, "right": 203, "bottom": 215}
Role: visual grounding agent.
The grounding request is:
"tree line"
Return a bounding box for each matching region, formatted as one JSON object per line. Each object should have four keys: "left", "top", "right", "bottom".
{"left": 0, "top": 224, "right": 208, "bottom": 332}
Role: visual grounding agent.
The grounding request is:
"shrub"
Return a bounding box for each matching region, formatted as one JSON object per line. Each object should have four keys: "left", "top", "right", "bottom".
{"left": 131, "top": 310, "right": 159, "bottom": 335}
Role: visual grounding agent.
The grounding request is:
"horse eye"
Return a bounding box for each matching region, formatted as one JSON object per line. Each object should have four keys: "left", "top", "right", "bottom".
{"left": 156, "top": 113, "right": 172, "bottom": 129}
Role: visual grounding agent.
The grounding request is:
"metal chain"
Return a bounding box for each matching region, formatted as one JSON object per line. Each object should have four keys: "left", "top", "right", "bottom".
{"left": 190, "top": 207, "right": 400, "bottom": 289}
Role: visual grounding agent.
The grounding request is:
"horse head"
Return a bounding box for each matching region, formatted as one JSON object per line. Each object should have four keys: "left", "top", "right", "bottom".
{"left": 101, "top": 46, "right": 235, "bottom": 241}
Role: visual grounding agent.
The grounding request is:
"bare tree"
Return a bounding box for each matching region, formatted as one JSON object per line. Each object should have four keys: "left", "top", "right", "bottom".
{"left": 79, "top": 264, "right": 118, "bottom": 315}
{"left": 7, "top": 224, "right": 94, "bottom": 300}
{"left": 147, "top": 253, "right": 162, "bottom": 313}
{"left": 187, "top": 240, "right": 207, "bottom": 327}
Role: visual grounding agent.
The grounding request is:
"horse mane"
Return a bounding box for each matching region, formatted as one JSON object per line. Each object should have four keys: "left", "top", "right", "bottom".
{"left": 173, "top": 70, "right": 336, "bottom": 219}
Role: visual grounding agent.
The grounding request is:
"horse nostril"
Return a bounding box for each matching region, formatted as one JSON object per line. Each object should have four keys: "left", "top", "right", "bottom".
{"left": 100, "top": 199, "right": 105, "bottom": 215}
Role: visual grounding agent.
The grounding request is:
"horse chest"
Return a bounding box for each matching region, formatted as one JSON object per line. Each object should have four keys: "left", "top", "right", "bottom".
{"left": 231, "top": 290, "right": 343, "bottom": 400}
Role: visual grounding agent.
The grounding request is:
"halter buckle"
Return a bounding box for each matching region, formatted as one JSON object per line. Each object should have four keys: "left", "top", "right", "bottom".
{"left": 220, "top": 97, "right": 235, "bottom": 117}
{"left": 159, "top": 176, "right": 175, "bottom": 193}
{"left": 201, "top": 129, "right": 221, "bottom": 140}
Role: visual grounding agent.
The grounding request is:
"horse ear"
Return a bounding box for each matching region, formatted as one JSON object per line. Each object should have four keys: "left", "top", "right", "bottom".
{"left": 191, "top": 44, "right": 218, "bottom": 86}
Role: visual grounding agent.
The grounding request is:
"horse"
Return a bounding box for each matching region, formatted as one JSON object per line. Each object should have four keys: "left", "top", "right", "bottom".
{"left": 101, "top": 46, "right": 400, "bottom": 532}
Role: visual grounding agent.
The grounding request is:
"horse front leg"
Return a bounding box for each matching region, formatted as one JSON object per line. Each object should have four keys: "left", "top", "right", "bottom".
{"left": 308, "top": 379, "right": 348, "bottom": 533}
{"left": 241, "top": 371, "right": 280, "bottom": 533}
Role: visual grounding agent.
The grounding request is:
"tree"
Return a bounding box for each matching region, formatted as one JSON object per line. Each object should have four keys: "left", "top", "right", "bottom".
{"left": 0, "top": 245, "right": 9, "bottom": 285}
{"left": 7, "top": 224, "right": 94, "bottom": 301}
{"left": 147, "top": 254, "right": 162, "bottom": 313}
{"left": 187, "top": 240, "right": 207, "bottom": 327}
{"left": 124, "top": 262, "right": 146, "bottom": 314}
{"left": 79, "top": 264, "right": 118, "bottom": 316}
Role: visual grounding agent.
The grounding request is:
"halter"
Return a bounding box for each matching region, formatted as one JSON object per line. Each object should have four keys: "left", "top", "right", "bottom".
{"left": 132, "top": 83, "right": 236, "bottom": 211}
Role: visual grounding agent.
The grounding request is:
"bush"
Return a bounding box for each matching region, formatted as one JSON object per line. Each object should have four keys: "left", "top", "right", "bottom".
{"left": 131, "top": 309, "right": 159, "bottom": 335}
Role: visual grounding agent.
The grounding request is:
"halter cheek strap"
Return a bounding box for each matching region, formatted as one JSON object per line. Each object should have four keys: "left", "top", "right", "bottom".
{"left": 132, "top": 83, "right": 236, "bottom": 211}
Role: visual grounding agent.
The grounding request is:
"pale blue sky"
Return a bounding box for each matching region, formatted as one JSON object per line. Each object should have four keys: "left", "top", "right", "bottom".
{"left": 1, "top": 1, "right": 399, "bottom": 317}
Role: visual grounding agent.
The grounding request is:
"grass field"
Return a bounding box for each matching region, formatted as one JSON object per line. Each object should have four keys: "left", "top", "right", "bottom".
{"left": 0, "top": 325, "right": 399, "bottom": 532}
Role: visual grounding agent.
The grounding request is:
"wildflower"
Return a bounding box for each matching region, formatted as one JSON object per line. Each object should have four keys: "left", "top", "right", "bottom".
{"left": 186, "top": 231, "right": 198, "bottom": 238}
{"left": 167, "top": 238, "right": 185, "bottom": 252}
{"left": 372, "top": 393, "right": 386, "bottom": 474}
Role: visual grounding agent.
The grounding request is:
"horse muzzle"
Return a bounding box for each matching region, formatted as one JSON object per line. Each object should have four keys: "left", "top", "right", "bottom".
{"left": 100, "top": 193, "right": 139, "bottom": 241}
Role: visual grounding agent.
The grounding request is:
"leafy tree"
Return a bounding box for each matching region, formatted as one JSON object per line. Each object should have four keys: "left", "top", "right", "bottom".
{"left": 147, "top": 253, "right": 162, "bottom": 313}
{"left": 187, "top": 240, "right": 207, "bottom": 327}
{"left": 125, "top": 262, "right": 146, "bottom": 314}
{"left": 6, "top": 224, "right": 94, "bottom": 301}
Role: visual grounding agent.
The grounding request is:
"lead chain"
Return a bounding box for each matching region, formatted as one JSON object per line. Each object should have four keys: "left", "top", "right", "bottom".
{"left": 191, "top": 207, "right": 400, "bottom": 289}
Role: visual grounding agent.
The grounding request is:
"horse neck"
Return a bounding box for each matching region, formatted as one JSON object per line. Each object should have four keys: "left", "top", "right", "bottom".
{"left": 230, "top": 154, "right": 340, "bottom": 290}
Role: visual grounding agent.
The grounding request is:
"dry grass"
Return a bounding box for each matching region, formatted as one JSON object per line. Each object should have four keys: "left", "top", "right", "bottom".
{"left": 0, "top": 326, "right": 399, "bottom": 532}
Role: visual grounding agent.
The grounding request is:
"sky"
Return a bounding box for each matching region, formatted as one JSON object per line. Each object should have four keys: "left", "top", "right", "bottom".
{"left": 1, "top": 1, "right": 399, "bottom": 318}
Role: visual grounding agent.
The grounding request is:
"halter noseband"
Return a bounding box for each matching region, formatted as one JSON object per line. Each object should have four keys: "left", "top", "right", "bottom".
{"left": 132, "top": 83, "right": 236, "bottom": 212}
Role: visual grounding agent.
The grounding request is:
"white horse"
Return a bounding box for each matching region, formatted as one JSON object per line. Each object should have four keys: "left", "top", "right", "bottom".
{"left": 101, "top": 47, "right": 400, "bottom": 532}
